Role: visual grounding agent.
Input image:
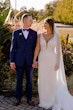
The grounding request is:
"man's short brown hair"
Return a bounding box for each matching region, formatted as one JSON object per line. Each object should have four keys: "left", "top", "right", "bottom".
{"left": 22, "top": 13, "right": 32, "bottom": 21}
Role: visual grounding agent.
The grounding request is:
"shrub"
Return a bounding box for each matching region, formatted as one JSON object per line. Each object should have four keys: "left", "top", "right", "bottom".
{"left": 61, "top": 34, "right": 73, "bottom": 76}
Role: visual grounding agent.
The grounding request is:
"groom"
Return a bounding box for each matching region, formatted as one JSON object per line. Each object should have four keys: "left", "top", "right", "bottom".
{"left": 10, "top": 13, "right": 37, "bottom": 106}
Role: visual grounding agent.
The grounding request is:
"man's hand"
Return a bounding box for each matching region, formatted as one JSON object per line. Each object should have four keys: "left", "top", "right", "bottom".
{"left": 10, "top": 63, "right": 16, "bottom": 71}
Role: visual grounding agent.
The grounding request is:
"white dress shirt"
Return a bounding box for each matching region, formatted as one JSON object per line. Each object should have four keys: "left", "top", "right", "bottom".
{"left": 22, "top": 28, "right": 29, "bottom": 39}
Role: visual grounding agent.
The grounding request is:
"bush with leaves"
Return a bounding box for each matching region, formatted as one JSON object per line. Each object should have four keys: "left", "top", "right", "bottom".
{"left": 61, "top": 34, "right": 73, "bottom": 76}
{"left": 0, "top": 24, "right": 11, "bottom": 91}
{"left": 53, "top": 0, "right": 73, "bottom": 24}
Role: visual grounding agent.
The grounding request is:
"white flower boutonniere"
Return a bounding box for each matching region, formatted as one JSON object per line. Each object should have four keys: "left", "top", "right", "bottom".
{"left": 19, "top": 33, "right": 22, "bottom": 36}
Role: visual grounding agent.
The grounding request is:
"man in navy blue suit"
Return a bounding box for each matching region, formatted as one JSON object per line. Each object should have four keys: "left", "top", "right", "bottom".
{"left": 10, "top": 13, "right": 37, "bottom": 106}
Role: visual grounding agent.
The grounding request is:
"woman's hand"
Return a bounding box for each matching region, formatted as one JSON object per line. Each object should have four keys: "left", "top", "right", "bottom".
{"left": 32, "top": 61, "right": 38, "bottom": 68}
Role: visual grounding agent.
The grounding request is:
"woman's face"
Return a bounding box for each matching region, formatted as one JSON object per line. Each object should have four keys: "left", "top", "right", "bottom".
{"left": 44, "top": 21, "right": 50, "bottom": 30}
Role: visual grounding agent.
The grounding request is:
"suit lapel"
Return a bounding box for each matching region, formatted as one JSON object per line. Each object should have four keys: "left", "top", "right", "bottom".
{"left": 20, "top": 29, "right": 26, "bottom": 40}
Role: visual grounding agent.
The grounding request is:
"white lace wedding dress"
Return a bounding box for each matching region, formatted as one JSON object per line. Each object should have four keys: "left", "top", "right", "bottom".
{"left": 38, "top": 33, "right": 73, "bottom": 110}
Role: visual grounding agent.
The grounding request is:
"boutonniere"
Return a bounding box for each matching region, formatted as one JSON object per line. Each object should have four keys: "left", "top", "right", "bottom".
{"left": 30, "top": 36, "right": 32, "bottom": 39}
{"left": 19, "top": 33, "right": 22, "bottom": 36}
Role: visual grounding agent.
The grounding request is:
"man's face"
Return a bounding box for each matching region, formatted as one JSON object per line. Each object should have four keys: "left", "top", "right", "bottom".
{"left": 23, "top": 16, "right": 33, "bottom": 27}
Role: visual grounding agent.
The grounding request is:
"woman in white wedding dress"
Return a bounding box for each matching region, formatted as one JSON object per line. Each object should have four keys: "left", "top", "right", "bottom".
{"left": 32, "top": 18, "right": 73, "bottom": 110}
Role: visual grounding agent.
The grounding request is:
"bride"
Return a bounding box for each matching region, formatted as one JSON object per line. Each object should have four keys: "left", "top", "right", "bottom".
{"left": 32, "top": 18, "right": 73, "bottom": 110}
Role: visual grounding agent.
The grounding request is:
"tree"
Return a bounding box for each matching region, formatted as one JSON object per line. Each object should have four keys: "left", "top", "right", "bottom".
{"left": 28, "top": 8, "right": 38, "bottom": 20}
{"left": 53, "top": 0, "right": 73, "bottom": 24}
{"left": 44, "top": 0, "right": 58, "bottom": 18}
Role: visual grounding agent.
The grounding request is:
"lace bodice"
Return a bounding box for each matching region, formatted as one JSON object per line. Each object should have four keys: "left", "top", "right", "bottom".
{"left": 39, "top": 33, "right": 60, "bottom": 66}
{"left": 40, "top": 33, "right": 57, "bottom": 53}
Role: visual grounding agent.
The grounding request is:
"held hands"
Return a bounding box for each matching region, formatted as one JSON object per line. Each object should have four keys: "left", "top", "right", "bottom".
{"left": 32, "top": 60, "right": 38, "bottom": 68}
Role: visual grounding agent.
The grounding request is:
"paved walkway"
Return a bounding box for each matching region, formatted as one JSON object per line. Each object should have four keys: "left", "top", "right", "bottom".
{"left": 0, "top": 96, "right": 51, "bottom": 110}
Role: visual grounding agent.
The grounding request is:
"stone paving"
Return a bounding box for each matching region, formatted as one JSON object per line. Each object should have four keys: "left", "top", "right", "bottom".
{"left": 0, "top": 96, "right": 51, "bottom": 110}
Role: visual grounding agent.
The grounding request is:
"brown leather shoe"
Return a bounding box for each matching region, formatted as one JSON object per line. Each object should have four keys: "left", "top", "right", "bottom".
{"left": 28, "top": 100, "right": 35, "bottom": 106}
{"left": 13, "top": 100, "right": 20, "bottom": 106}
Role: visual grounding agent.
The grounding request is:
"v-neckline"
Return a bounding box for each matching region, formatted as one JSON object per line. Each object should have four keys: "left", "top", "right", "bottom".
{"left": 42, "top": 33, "right": 54, "bottom": 44}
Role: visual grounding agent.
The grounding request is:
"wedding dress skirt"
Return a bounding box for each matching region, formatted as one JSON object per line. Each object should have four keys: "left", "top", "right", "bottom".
{"left": 38, "top": 34, "right": 73, "bottom": 110}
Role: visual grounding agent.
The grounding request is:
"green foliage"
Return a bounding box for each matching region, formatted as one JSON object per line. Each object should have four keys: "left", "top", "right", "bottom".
{"left": 34, "top": 1, "right": 58, "bottom": 21}
{"left": 0, "top": 24, "right": 11, "bottom": 91}
{"left": 61, "top": 34, "right": 73, "bottom": 76}
{"left": 44, "top": 1, "right": 58, "bottom": 18}
{"left": 53, "top": 0, "right": 73, "bottom": 24}
{"left": 0, "top": 24, "right": 11, "bottom": 61}
{"left": 0, "top": 2, "right": 7, "bottom": 13}
{"left": 26, "top": 1, "right": 58, "bottom": 21}
{"left": 0, "top": 7, "right": 10, "bottom": 25}
{"left": 28, "top": 8, "right": 38, "bottom": 20}
{"left": 0, "top": 3, "right": 10, "bottom": 89}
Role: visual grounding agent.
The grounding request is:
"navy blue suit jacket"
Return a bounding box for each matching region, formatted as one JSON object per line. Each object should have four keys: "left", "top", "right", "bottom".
{"left": 10, "top": 28, "right": 37, "bottom": 66}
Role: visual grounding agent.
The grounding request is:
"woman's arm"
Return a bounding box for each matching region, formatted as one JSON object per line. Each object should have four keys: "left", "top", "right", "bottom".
{"left": 32, "top": 34, "right": 40, "bottom": 68}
